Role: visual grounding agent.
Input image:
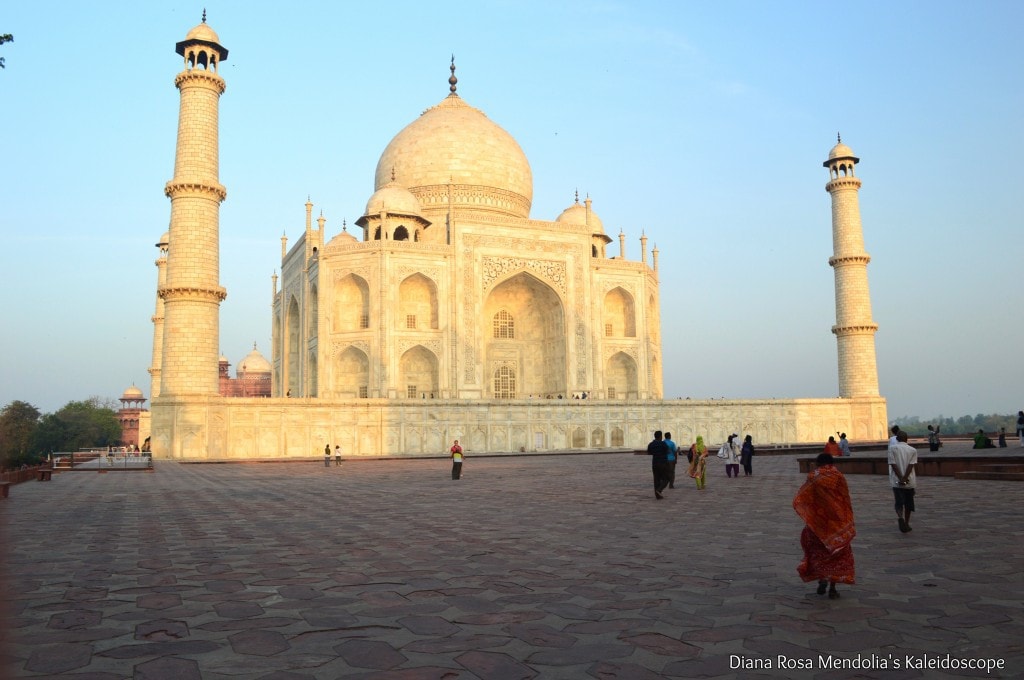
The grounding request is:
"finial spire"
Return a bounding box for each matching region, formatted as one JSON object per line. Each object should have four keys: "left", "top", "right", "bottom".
{"left": 202, "top": 8, "right": 207, "bottom": 23}
{"left": 837, "top": 132, "right": 842, "bottom": 143}
{"left": 574, "top": 189, "right": 579, "bottom": 204}
{"left": 449, "top": 55, "right": 458, "bottom": 94}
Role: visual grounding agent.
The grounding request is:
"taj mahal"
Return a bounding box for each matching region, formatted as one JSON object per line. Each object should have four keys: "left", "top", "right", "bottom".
{"left": 142, "top": 16, "right": 887, "bottom": 459}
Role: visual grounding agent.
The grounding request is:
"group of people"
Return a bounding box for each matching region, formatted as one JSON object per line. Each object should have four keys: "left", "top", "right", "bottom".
{"left": 645, "top": 431, "right": 756, "bottom": 499}
{"left": 323, "top": 444, "right": 342, "bottom": 467}
{"left": 794, "top": 424, "right": 924, "bottom": 600}
{"left": 822, "top": 433, "right": 851, "bottom": 456}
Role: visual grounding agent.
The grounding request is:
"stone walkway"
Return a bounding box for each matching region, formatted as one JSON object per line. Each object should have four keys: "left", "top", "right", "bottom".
{"left": 2, "top": 445, "right": 1022, "bottom": 679}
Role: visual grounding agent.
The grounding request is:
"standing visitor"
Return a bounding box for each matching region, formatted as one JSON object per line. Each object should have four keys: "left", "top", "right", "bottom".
{"left": 664, "top": 432, "right": 678, "bottom": 489}
{"left": 740, "top": 434, "right": 755, "bottom": 477}
{"left": 1017, "top": 411, "right": 1024, "bottom": 447}
{"left": 719, "top": 434, "right": 741, "bottom": 477}
{"left": 838, "top": 433, "right": 851, "bottom": 457}
{"left": 688, "top": 436, "right": 708, "bottom": 490}
{"left": 324, "top": 444, "right": 331, "bottom": 467}
{"left": 927, "top": 425, "right": 941, "bottom": 452}
{"left": 334, "top": 445, "right": 342, "bottom": 465}
{"left": 450, "top": 440, "right": 464, "bottom": 480}
{"left": 646, "top": 430, "right": 671, "bottom": 500}
{"left": 889, "top": 425, "right": 901, "bottom": 445}
{"left": 998, "top": 427, "right": 1007, "bottom": 448}
{"left": 888, "top": 431, "right": 918, "bottom": 533}
{"left": 793, "top": 453, "right": 856, "bottom": 599}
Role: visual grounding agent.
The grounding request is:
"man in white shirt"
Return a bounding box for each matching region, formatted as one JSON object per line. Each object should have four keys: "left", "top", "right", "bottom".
{"left": 888, "top": 431, "right": 918, "bottom": 533}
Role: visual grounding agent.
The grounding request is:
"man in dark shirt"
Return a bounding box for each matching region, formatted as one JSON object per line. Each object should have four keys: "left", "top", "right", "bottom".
{"left": 647, "top": 430, "right": 671, "bottom": 500}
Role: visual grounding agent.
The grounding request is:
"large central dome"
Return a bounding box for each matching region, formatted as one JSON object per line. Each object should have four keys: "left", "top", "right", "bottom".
{"left": 374, "top": 92, "right": 533, "bottom": 219}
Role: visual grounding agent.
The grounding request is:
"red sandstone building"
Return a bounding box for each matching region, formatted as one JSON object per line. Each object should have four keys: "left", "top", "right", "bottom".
{"left": 218, "top": 344, "right": 272, "bottom": 398}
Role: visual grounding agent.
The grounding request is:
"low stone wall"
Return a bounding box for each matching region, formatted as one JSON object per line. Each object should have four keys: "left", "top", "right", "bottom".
{"left": 149, "top": 395, "right": 888, "bottom": 460}
{"left": 798, "top": 455, "right": 1024, "bottom": 477}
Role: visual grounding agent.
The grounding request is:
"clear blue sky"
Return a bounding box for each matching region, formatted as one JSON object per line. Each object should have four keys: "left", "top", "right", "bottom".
{"left": 2, "top": 1, "right": 1021, "bottom": 421}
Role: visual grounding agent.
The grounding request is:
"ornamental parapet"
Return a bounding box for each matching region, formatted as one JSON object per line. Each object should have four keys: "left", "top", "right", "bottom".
{"left": 165, "top": 180, "right": 227, "bottom": 201}
{"left": 322, "top": 240, "right": 452, "bottom": 255}
{"left": 593, "top": 258, "right": 649, "bottom": 271}
{"left": 174, "top": 69, "right": 226, "bottom": 93}
{"left": 831, "top": 323, "right": 879, "bottom": 336}
{"left": 825, "top": 177, "right": 862, "bottom": 192}
{"left": 412, "top": 183, "right": 531, "bottom": 219}
{"left": 828, "top": 254, "right": 871, "bottom": 267}
{"left": 158, "top": 285, "right": 227, "bottom": 303}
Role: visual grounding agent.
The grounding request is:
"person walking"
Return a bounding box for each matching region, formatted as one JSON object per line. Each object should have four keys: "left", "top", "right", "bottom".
{"left": 646, "top": 430, "right": 671, "bottom": 500}
{"left": 888, "top": 430, "right": 918, "bottom": 533}
{"left": 719, "top": 434, "right": 741, "bottom": 477}
{"left": 664, "top": 432, "right": 678, "bottom": 489}
{"left": 688, "top": 436, "right": 708, "bottom": 490}
{"left": 740, "top": 434, "right": 755, "bottom": 476}
{"left": 793, "top": 453, "right": 856, "bottom": 599}
{"left": 450, "top": 440, "right": 464, "bottom": 479}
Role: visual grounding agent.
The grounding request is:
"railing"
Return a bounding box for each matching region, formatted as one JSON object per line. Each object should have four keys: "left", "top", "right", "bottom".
{"left": 53, "top": 450, "right": 153, "bottom": 471}
{"left": 0, "top": 464, "right": 52, "bottom": 485}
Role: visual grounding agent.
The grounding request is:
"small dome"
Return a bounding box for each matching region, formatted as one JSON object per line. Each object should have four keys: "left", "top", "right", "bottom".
{"left": 121, "top": 385, "right": 144, "bottom": 399}
{"left": 219, "top": 354, "right": 230, "bottom": 364}
{"left": 156, "top": 232, "right": 169, "bottom": 248}
{"left": 329, "top": 228, "right": 358, "bottom": 245}
{"left": 828, "top": 142, "right": 858, "bottom": 161}
{"left": 185, "top": 21, "right": 222, "bottom": 45}
{"left": 556, "top": 197, "right": 604, "bottom": 234}
{"left": 363, "top": 181, "right": 423, "bottom": 218}
{"left": 238, "top": 346, "right": 272, "bottom": 374}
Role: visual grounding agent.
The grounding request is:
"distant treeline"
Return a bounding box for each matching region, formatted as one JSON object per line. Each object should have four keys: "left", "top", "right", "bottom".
{"left": 890, "top": 413, "right": 1019, "bottom": 436}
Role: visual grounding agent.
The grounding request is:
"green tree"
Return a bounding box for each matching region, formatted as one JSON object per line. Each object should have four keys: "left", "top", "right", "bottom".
{"left": 0, "top": 400, "right": 41, "bottom": 469}
{"left": 0, "top": 33, "right": 12, "bottom": 69}
{"left": 30, "top": 397, "right": 121, "bottom": 454}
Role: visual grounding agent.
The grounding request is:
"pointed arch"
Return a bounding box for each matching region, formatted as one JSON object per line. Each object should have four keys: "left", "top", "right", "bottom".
{"left": 308, "top": 284, "right": 318, "bottom": 338}
{"left": 483, "top": 272, "right": 566, "bottom": 398}
{"left": 394, "top": 225, "right": 410, "bottom": 241}
{"left": 606, "top": 351, "right": 638, "bottom": 400}
{"left": 335, "top": 346, "right": 369, "bottom": 398}
{"left": 285, "top": 295, "right": 301, "bottom": 397}
{"left": 603, "top": 287, "right": 636, "bottom": 338}
{"left": 308, "top": 350, "right": 318, "bottom": 397}
{"left": 398, "top": 273, "right": 438, "bottom": 330}
{"left": 333, "top": 274, "right": 370, "bottom": 332}
{"left": 400, "top": 345, "right": 439, "bottom": 398}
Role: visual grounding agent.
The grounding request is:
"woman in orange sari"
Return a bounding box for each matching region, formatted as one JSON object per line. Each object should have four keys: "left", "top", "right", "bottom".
{"left": 792, "top": 453, "right": 855, "bottom": 599}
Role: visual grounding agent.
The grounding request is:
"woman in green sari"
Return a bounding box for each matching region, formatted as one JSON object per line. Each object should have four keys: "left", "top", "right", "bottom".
{"left": 688, "top": 436, "right": 708, "bottom": 490}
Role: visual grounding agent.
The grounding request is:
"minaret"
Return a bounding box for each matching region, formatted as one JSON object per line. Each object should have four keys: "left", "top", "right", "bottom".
{"left": 824, "top": 136, "right": 879, "bottom": 397}
{"left": 159, "top": 14, "right": 229, "bottom": 397}
{"left": 148, "top": 231, "right": 169, "bottom": 398}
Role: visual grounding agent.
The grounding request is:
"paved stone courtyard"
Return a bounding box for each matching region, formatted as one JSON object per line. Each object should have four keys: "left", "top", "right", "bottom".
{"left": 2, "top": 445, "right": 1022, "bottom": 679}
